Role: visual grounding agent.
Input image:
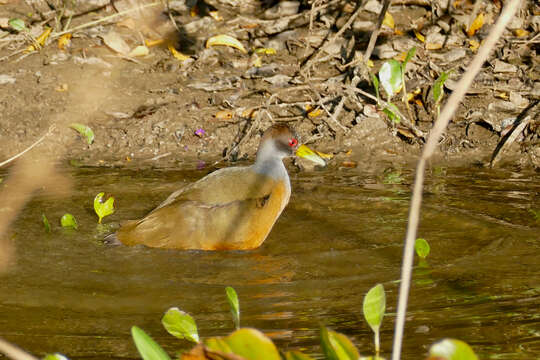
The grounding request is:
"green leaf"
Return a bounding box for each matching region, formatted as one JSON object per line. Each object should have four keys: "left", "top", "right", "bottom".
{"left": 60, "top": 213, "right": 78, "bottom": 230}
{"left": 161, "top": 307, "right": 199, "bottom": 343}
{"left": 42, "top": 213, "right": 51, "bottom": 233}
{"left": 131, "top": 326, "right": 171, "bottom": 360}
{"left": 433, "top": 71, "right": 450, "bottom": 104}
{"left": 429, "top": 338, "right": 478, "bottom": 360}
{"left": 94, "top": 192, "right": 115, "bottom": 224}
{"left": 205, "top": 328, "right": 280, "bottom": 360}
{"left": 8, "top": 18, "right": 26, "bottom": 31}
{"left": 69, "top": 123, "right": 94, "bottom": 145}
{"left": 320, "top": 327, "right": 360, "bottom": 360}
{"left": 43, "top": 354, "right": 69, "bottom": 360}
{"left": 225, "top": 286, "right": 240, "bottom": 329}
{"left": 284, "top": 351, "right": 316, "bottom": 360}
{"left": 363, "top": 284, "right": 386, "bottom": 332}
{"left": 415, "top": 238, "right": 430, "bottom": 259}
{"left": 402, "top": 47, "right": 416, "bottom": 69}
{"left": 372, "top": 74, "right": 380, "bottom": 104}
{"left": 378, "top": 60, "right": 402, "bottom": 99}
{"left": 382, "top": 103, "right": 400, "bottom": 123}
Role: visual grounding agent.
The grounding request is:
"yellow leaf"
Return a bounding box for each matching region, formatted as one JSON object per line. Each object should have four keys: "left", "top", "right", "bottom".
{"left": 206, "top": 34, "right": 247, "bottom": 54}
{"left": 394, "top": 28, "right": 403, "bottom": 35}
{"left": 513, "top": 29, "right": 529, "bottom": 37}
{"left": 129, "top": 45, "right": 149, "bottom": 57}
{"left": 168, "top": 43, "right": 191, "bottom": 61}
{"left": 367, "top": 59, "right": 374, "bottom": 68}
{"left": 145, "top": 38, "right": 164, "bottom": 47}
{"left": 394, "top": 51, "right": 407, "bottom": 62}
{"left": 383, "top": 12, "right": 394, "bottom": 29}
{"left": 467, "top": 13, "right": 484, "bottom": 37}
{"left": 414, "top": 30, "right": 425, "bottom": 42}
{"left": 209, "top": 11, "right": 223, "bottom": 21}
{"left": 425, "top": 43, "right": 442, "bottom": 50}
{"left": 214, "top": 110, "right": 234, "bottom": 120}
{"left": 495, "top": 91, "right": 508, "bottom": 100}
{"left": 57, "top": 33, "right": 71, "bottom": 50}
{"left": 190, "top": 4, "right": 199, "bottom": 17}
{"left": 26, "top": 27, "right": 52, "bottom": 52}
{"left": 305, "top": 105, "right": 322, "bottom": 118}
{"left": 468, "top": 39, "right": 480, "bottom": 51}
{"left": 252, "top": 55, "right": 262, "bottom": 67}
{"left": 254, "top": 47, "right": 276, "bottom": 55}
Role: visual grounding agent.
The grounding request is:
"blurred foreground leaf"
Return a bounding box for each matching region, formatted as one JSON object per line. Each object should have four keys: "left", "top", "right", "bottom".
{"left": 320, "top": 327, "right": 360, "bottom": 360}
{"left": 60, "top": 213, "right": 78, "bottom": 229}
{"left": 44, "top": 354, "right": 69, "bottom": 360}
{"left": 225, "top": 286, "right": 240, "bottom": 329}
{"left": 284, "top": 351, "right": 316, "bottom": 360}
{"left": 161, "top": 307, "right": 199, "bottom": 343}
{"left": 428, "top": 338, "right": 478, "bottom": 360}
{"left": 94, "top": 192, "right": 115, "bottom": 224}
{"left": 205, "top": 328, "right": 280, "bottom": 360}
{"left": 131, "top": 326, "right": 171, "bottom": 360}
{"left": 69, "top": 123, "right": 94, "bottom": 145}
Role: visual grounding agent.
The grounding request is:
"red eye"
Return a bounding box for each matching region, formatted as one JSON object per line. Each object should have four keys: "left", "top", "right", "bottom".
{"left": 288, "top": 138, "right": 298, "bottom": 147}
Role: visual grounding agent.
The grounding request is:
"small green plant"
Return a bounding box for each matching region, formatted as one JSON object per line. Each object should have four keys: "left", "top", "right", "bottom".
{"left": 69, "top": 123, "right": 95, "bottom": 145}
{"left": 432, "top": 71, "right": 451, "bottom": 118}
{"left": 362, "top": 284, "right": 386, "bottom": 358}
{"left": 414, "top": 238, "right": 430, "bottom": 259}
{"left": 225, "top": 286, "right": 240, "bottom": 329}
{"left": 42, "top": 213, "right": 51, "bottom": 232}
{"left": 94, "top": 192, "right": 115, "bottom": 224}
{"left": 161, "top": 307, "right": 199, "bottom": 343}
{"left": 373, "top": 47, "right": 416, "bottom": 123}
{"left": 60, "top": 213, "right": 78, "bottom": 229}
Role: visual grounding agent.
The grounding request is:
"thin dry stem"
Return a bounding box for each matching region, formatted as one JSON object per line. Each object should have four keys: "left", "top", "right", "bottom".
{"left": 391, "top": 1, "right": 523, "bottom": 359}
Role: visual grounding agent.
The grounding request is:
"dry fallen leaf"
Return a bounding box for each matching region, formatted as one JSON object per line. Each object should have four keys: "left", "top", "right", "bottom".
{"left": 102, "top": 30, "right": 130, "bottom": 55}
{"left": 468, "top": 39, "right": 480, "bottom": 51}
{"left": 146, "top": 38, "right": 165, "bottom": 47}
{"left": 214, "top": 110, "right": 234, "bottom": 120}
{"left": 168, "top": 43, "right": 191, "bottom": 61}
{"left": 414, "top": 30, "right": 425, "bottom": 42}
{"left": 513, "top": 29, "right": 529, "bottom": 37}
{"left": 425, "top": 43, "right": 442, "bottom": 50}
{"left": 341, "top": 161, "right": 357, "bottom": 168}
{"left": 58, "top": 33, "right": 72, "bottom": 50}
{"left": 305, "top": 105, "right": 322, "bottom": 118}
{"left": 467, "top": 13, "right": 484, "bottom": 37}
{"left": 129, "top": 45, "right": 149, "bottom": 57}
{"left": 206, "top": 34, "right": 247, "bottom": 54}
{"left": 26, "top": 27, "right": 52, "bottom": 52}
{"left": 209, "top": 11, "right": 223, "bottom": 21}
{"left": 383, "top": 12, "right": 395, "bottom": 29}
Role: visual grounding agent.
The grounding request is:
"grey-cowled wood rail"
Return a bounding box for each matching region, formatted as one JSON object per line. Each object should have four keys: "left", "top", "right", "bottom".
{"left": 112, "top": 124, "right": 324, "bottom": 250}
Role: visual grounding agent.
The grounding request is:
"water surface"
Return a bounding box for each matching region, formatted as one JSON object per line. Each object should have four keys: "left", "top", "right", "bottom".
{"left": 1, "top": 165, "right": 539, "bottom": 359}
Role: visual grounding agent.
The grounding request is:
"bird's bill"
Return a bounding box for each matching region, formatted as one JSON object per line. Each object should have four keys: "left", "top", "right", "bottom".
{"left": 295, "top": 144, "right": 327, "bottom": 166}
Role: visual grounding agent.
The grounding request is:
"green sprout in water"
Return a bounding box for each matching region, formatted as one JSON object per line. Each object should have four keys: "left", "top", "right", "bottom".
{"left": 131, "top": 326, "right": 171, "bottom": 360}
{"left": 415, "top": 238, "right": 430, "bottom": 259}
{"left": 69, "top": 123, "right": 95, "bottom": 145}
{"left": 60, "top": 213, "right": 78, "bottom": 229}
{"left": 363, "top": 284, "right": 386, "bottom": 358}
{"left": 94, "top": 192, "right": 115, "bottom": 224}
{"left": 161, "top": 307, "right": 199, "bottom": 343}
{"left": 225, "top": 286, "right": 240, "bottom": 329}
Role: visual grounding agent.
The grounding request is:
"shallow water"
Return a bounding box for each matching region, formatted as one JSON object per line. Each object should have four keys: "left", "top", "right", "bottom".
{"left": 1, "top": 165, "right": 539, "bottom": 359}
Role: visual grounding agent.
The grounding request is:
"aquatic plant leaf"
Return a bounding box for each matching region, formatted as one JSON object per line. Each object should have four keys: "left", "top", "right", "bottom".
{"left": 161, "top": 307, "right": 199, "bottom": 343}
{"left": 94, "top": 192, "right": 115, "bottom": 224}
{"left": 8, "top": 18, "right": 26, "bottom": 31}
{"left": 378, "top": 60, "right": 402, "bottom": 99}
{"left": 206, "top": 35, "right": 247, "bottom": 54}
{"left": 428, "top": 338, "right": 478, "bottom": 360}
{"left": 43, "top": 354, "right": 69, "bottom": 360}
{"left": 131, "top": 326, "right": 171, "bottom": 360}
{"left": 205, "top": 328, "right": 280, "bottom": 360}
{"left": 225, "top": 286, "right": 240, "bottom": 329}
{"left": 363, "top": 284, "right": 386, "bottom": 332}
{"left": 284, "top": 351, "right": 316, "bottom": 360}
{"left": 433, "top": 71, "right": 450, "bottom": 104}
{"left": 320, "top": 327, "right": 360, "bottom": 360}
{"left": 69, "top": 123, "right": 94, "bottom": 145}
{"left": 42, "top": 213, "right": 51, "bottom": 233}
{"left": 60, "top": 213, "right": 78, "bottom": 230}
{"left": 415, "top": 238, "right": 430, "bottom": 259}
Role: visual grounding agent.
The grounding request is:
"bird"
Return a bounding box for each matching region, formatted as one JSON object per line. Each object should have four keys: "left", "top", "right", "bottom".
{"left": 111, "top": 124, "right": 324, "bottom": 250}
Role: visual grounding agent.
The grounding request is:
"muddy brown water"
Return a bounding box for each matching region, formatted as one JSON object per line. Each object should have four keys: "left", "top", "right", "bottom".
{"left": 1, "top": 165, "right": 539, "bottom": 359}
